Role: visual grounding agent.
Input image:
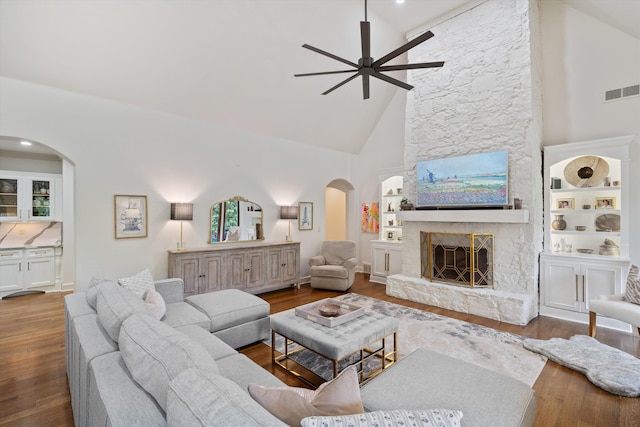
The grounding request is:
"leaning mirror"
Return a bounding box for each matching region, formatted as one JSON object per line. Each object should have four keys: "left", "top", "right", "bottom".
{"left": 210, "top": 196, "right": 263, "bottom": 243}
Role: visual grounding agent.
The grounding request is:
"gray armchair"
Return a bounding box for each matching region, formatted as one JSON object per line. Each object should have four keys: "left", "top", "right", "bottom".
{"left": 308, "top": 240, "right": 357, "bottom": 291}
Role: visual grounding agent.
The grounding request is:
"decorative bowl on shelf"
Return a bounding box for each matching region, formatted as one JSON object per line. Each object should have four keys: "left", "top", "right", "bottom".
{"left": 574, "top": 226, "right": 586, "bottom": 231}
{"left": 576, "top": 248, "right": 593, "bottom": 254}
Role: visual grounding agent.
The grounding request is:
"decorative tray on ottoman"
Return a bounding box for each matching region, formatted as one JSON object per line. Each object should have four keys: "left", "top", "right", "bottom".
{"left": 295, "top": 298, "right": 365, "bottom": 327}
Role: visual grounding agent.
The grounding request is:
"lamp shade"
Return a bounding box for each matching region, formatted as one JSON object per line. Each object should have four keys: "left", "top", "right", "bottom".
{"left": 170, "top": 203, "right": 193, "bottom": 221}
{"left": 280, "top": 205, "right": 298, "bottom": 220}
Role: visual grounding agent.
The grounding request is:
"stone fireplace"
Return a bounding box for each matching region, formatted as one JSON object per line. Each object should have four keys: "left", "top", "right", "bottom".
{"left": 386, "top": 0, "right": 543, "bottom": 325}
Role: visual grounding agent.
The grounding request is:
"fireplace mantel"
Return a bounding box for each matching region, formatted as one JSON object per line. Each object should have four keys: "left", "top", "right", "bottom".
{"left": 396, "top": 209, "right": 529, "bottom": 224}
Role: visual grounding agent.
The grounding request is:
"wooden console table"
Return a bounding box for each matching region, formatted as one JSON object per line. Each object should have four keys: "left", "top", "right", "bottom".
{"left": 168, "top": 241, "right": 300, "bottom": 297}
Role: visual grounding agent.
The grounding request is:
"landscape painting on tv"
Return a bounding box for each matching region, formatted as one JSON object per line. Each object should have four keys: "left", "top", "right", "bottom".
{"left": 416, "top": 150, "right": 508, "bottom": 208}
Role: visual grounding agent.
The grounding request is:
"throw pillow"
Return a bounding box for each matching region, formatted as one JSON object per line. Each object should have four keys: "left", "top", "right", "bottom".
{"left": 300, "top": 409, "right": 464, "bottom": 427}
{"left": 96, "top": 282, "right": 153, "bottom": 341}
{"left": 144, "top": 289, "right": 167, "bottom": 320}
{"left": 119, "top": 268, "right": 155, "bottom": 299}
{"left": 167, "top": 368, "right": 286, "bottom": 427}
{"left": 624, "top": 264, "right": 640, "bottom": 305}
{"left": 248, "top": 365, "right": 364, "bottom": 426}
{"left": 119, "top": 313, "right": 219, "bottom": 412}
{"left": 86, "top": 276, "right": 116, "bottom": 309}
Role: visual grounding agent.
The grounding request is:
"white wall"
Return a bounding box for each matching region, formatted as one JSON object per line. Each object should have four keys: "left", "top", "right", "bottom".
{"left": 540, "top": 0, "right": 640, "bottom": 263}
{"left": 0, "top": 77, "right": 351, "bottom": 290}
{"left": 352, "top": 89, "right": 407, "bottom": 266}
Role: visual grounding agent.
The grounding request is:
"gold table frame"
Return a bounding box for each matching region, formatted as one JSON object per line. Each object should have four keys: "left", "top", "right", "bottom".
{"left": 271, "top": 329, "right": 397, "bottom": 386}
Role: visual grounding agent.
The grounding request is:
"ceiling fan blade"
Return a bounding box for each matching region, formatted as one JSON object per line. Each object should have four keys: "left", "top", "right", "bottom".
{"left": 322, "top": 72, "right": 360, "bottom": 95}
{"left": 302, "top": 44, "right": 359, "bottom": 68}
{"left": 361, "top": 21, "right": 371, "bottom": 63}
{"left": 371, "top": 71, "right": 413, "bottom": 91}
{"left": 295, "top": 69, "right": 362, "bottom": 77}
{"left": 362, "top": 74, "right": 370, "bottom": 99}
{"left": 377, "top": 61, "right": 445, "bottom": 72}
{"left": 372, "top": 30, "right": 435, "bottom": 67}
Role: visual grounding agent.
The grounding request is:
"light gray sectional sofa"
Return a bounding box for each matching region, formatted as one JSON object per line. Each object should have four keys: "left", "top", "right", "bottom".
{"left": 64, "top": 278, "right": 538, "bottom": 427}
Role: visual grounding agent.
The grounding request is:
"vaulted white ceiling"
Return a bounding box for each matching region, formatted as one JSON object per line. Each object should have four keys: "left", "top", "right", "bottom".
{"left": 1, "top": 0, "right": 638, "bottom": 156}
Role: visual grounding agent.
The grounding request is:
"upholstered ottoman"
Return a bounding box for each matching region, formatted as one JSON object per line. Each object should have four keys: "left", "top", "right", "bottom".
{"left": 360, "top": 347, "right": 537, "bottom": 427}
{"left": 186, "top": 289, "right": 270, "bottom": 349}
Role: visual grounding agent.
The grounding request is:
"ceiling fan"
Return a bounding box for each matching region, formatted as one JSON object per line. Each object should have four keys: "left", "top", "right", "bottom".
{"left": 294, "top": 0, "right": 444, "bottom": 99}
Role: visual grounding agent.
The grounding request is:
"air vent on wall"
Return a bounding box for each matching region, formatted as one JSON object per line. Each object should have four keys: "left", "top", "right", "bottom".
{"left": 604, "top": 84, "right": 640, "bottom": 102}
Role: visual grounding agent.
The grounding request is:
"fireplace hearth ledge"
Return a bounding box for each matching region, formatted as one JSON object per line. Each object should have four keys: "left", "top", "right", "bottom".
{"left": 387, "top": 274, "right": 537, "bottom": 326}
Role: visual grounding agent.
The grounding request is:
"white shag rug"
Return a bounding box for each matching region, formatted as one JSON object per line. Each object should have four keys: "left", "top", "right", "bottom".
{"left": 524, "top": 334, "right": 640, "bottom": 397}
{"left": 270, "top": 293, "right": 547, "bottom": 386}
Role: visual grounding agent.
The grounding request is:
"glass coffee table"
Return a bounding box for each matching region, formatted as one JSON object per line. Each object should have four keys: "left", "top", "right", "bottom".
{"left": 270, "top": 304, "right": 398, "bottom": 385}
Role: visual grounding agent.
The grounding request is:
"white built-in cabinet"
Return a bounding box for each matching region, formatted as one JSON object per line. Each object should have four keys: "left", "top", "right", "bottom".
{"left": 371, "top": 174, "right": 403, "bottom": 284}
{"left": 0, "top": 247, "right": 61, "bottom": 298}
{"left": 0, "top": 172, "right": 62, "bottom": 221}
{"left": 370, "top": 242, "right": 402, "bottom": 284}
{"left": 168, "top": 241, "right": 300, "bottom": 297}
{"left": 540, "top": 135, "right": 633, "bottom": 332}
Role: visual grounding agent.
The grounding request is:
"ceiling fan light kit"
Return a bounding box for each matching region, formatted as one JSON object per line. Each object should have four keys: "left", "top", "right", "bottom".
{"left": 295, "top": 0, "right": 444, "bottom": 99}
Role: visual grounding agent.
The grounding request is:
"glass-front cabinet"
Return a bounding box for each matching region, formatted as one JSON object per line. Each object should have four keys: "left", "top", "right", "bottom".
{"left": 0, "top": 172, "right": 60, "bottom": 221}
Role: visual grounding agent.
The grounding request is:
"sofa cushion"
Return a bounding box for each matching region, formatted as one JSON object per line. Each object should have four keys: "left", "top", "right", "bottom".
{"left": 624, "top": 265, "right": 640, "bottom": 305}
{"left": 248, "top": 365, "right": 364, "bottom": 427}
{"left": 166, "top": 368, "right": 286, "bottom": 427}
{"left": 186, "top": 289, "right": 270, "bottom": 333}
{"left": 162, "top": 301, "right": 211, "bottom": 329}
{"left": 118, "top": 268, "right": 155, "bottom": 298}
{"left": 175, "top": 324, "right": 238, "bottom": 361}
{"left": 86, "top": 276, "right": 117, "bottom": 310}
{"left": 309, "top": 265, "right": 348, "bottom": 279}
{"left": 144, "top": 289, "right": 166, "bottom": 320}
{"left": 96, "top": 282, "right": 152, "bottom": 342}
{"left": 118, "top": 313, "right": 218, "bottom": 412}
{"left": 300, "top": 409, "right": 464, "bottom": 427}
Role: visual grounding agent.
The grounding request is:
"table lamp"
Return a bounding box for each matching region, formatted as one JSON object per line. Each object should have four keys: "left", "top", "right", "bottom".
{"left": 170, "top": 203, "right": 193, "bottom": 251}
{"left": 279, "top": 206, "right": 298, "bottom": 242}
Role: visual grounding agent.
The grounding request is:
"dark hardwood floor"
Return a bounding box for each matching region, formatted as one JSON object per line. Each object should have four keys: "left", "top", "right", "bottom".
{"left": 1, "top": 273, "right": 638, "bottom": 426}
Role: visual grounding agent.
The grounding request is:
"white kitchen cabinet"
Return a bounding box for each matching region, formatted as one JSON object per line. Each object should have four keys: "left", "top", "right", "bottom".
{"left": 0, "top": 247, "right": 58, "bottom": 298}
{"left": 24, "top": 248, "right": 56, "bottom": 289}
{"left": 0, "top": 249, "right": 23, "bottom": 294}
{"left": 0, "top": 172, "right": 62, "bottom": 222}
{"left": 370, "top": 241, "right": 403, "bottom": 285}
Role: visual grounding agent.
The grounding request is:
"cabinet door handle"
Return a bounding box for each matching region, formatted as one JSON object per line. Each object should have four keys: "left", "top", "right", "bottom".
{"left": 27, "top": 262, "right": 30, "bottom": 271}
{"left": 582, "top": 275, "right": 586, "bottom": 303}
{"left": 575, "top": 275, "right": 579, "bottom": 302}
{"left": 19, "top": 262, "right": 22, "bottom": 272}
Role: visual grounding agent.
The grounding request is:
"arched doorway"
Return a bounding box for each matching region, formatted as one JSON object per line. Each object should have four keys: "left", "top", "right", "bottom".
{"left": 325, "top": 179, "right": 354, "bottom": 241}
{"left": 0, "top": 136, "right": 76, "bottom": 290}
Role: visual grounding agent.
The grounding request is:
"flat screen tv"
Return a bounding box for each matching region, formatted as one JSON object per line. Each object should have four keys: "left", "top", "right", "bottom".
{"left": 416, "top": 150, "right": 508, "bottom": 209}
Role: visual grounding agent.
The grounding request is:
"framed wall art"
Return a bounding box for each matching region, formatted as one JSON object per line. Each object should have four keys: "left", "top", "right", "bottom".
{"left": 298, "top": 201, "right": 313, "bottom": 230}
{"left": 114, "top": 194, "right": 148, "bottom": 239}
{"left": 361, "top": 202, "right": 380, "bottom": 234}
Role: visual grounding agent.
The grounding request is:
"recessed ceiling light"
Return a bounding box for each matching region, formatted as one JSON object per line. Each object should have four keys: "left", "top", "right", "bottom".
{"left": 20, "top": 141, "right": 32, "bottom": 146}
{"left": 396, "top": 0, "right": 406, "bottom": 4}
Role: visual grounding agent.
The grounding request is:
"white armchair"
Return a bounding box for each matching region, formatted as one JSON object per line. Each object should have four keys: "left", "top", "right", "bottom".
{"left": 308, "top": 241, "right": 357, "bottom": 291}
{"left": 589, "top": 294, "right": 640, "bottom": 337}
